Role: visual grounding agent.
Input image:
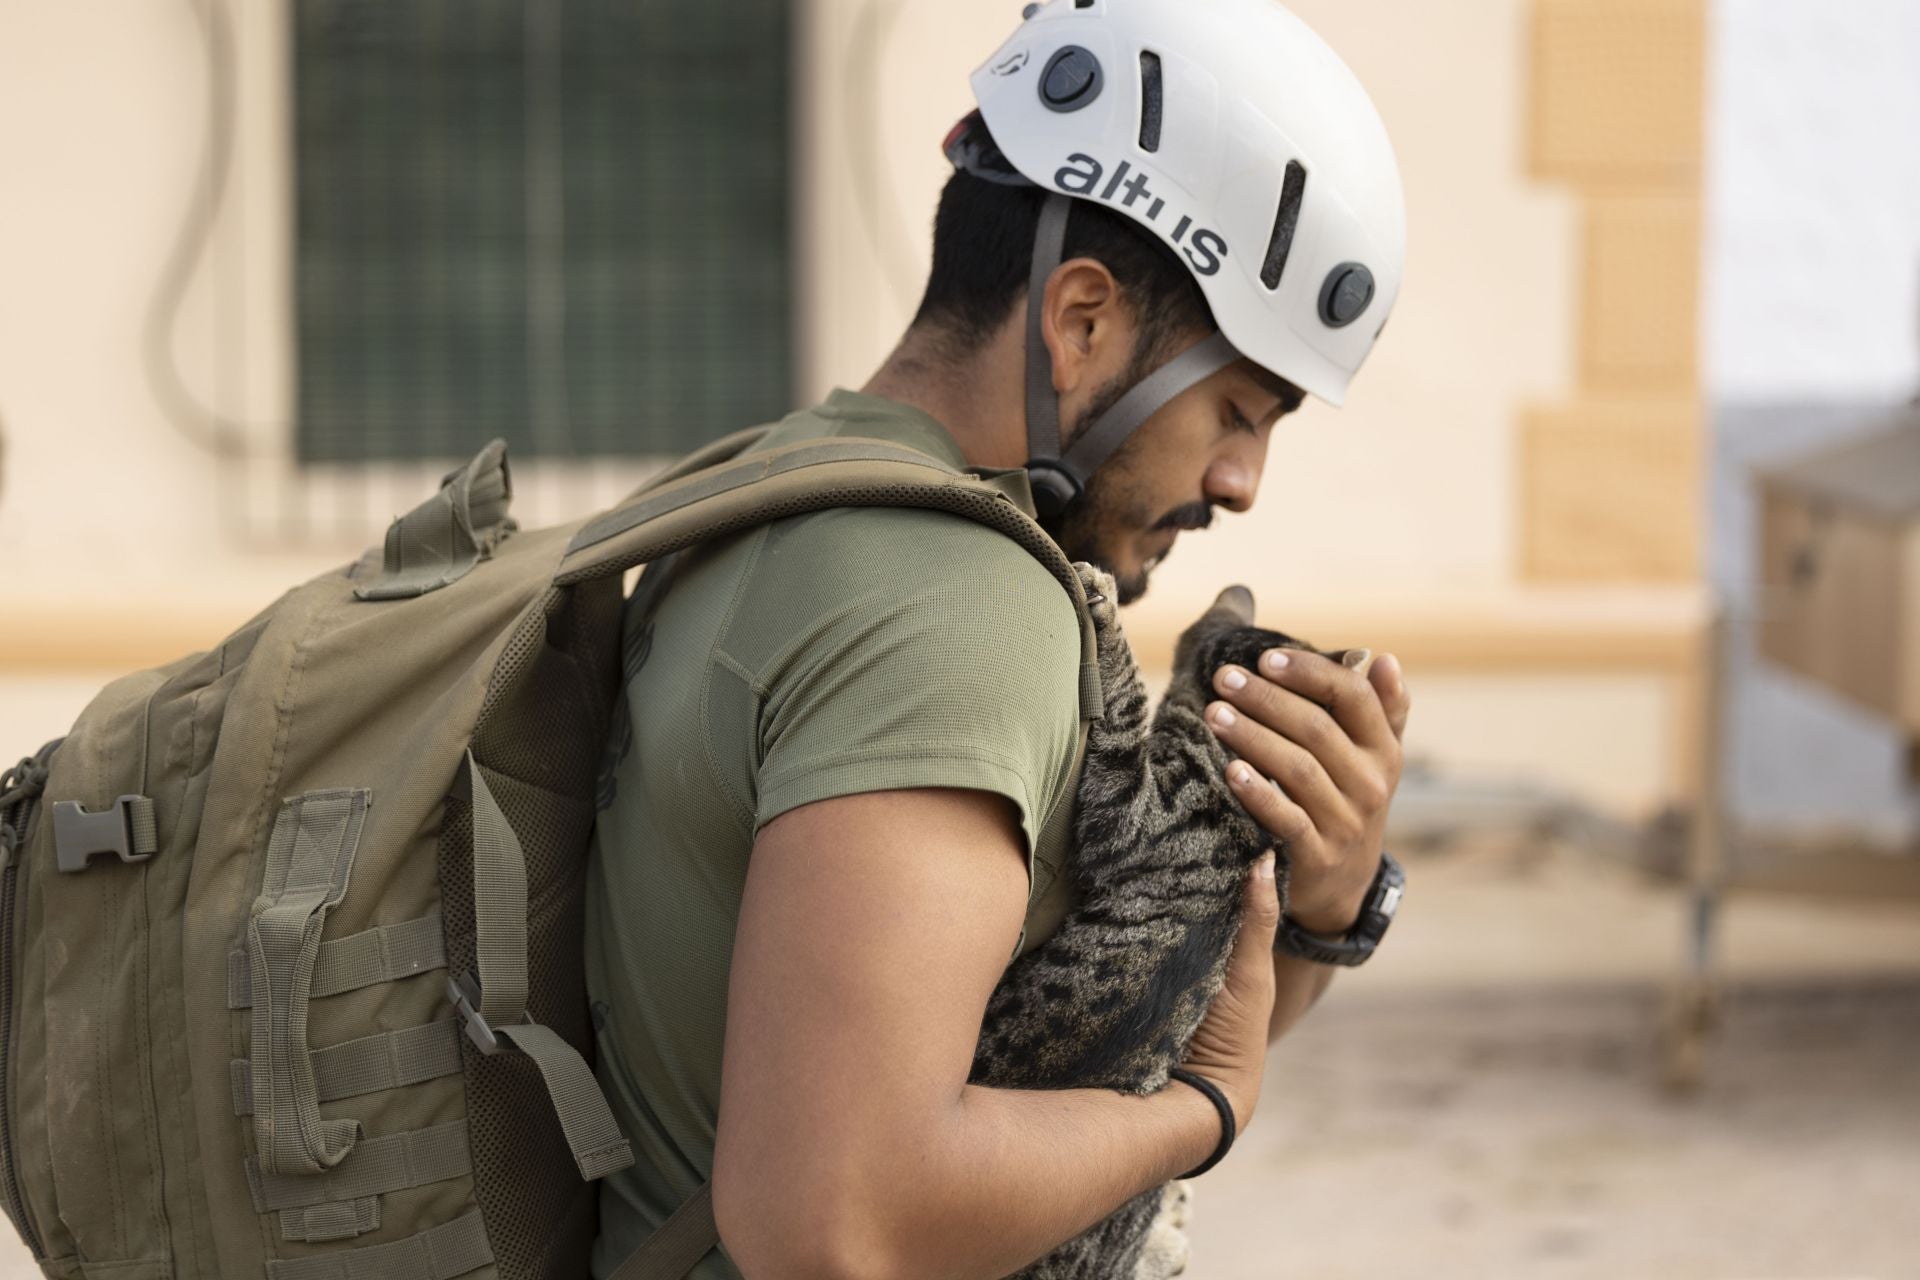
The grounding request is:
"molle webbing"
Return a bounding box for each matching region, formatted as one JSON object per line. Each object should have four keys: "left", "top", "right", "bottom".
{"left": 227, "top": 913, "right": 448, "bottom": 1009}
{"left": 245, "top": 1118, "right": 472, "bottom": 1214}
{"left": 230, "top": 1020, "right": 464, "bottom": 1116}
{"left": 264, "top": 1209, "right": 494, "bottom": 1280}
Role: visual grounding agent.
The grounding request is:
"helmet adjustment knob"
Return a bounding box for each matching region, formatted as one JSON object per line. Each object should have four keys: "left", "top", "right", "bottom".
{"left": 1319, "top": 263, "right": 1375, "bottom": 328}
{"left": 1039, "top": 46, "right": 1103, "bottom": 112}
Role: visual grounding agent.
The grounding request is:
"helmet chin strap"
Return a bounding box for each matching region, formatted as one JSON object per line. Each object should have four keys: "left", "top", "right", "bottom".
{"left": 1023, "top": 192, "right": 1243, "bottom": 521}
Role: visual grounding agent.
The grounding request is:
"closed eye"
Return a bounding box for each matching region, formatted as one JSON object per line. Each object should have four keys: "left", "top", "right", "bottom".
{"left": 1226, "top": 403, "right": 1259, "bottom": 436}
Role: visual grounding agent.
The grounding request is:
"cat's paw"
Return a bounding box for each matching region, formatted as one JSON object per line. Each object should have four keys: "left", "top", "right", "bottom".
{"left": 1132, "top": 1181, "right": 1194, "bottom": 1279}
{"left": 1071, "top": 562, "right": 1121, "bottom": 631}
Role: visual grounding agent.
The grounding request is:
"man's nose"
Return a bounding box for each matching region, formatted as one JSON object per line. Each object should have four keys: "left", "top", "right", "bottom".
{"left": 1204, "top": 445, "right": 1265, "bottom": 514}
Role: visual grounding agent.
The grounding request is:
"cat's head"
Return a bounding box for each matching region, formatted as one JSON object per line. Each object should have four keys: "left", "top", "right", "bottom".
{"left": 1174, "top": 586, "right": 1370, "bottom": 694}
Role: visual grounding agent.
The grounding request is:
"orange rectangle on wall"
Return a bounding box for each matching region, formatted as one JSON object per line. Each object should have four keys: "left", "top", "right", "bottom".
{"left": 1521, "top": 399, "right": 1703, "bottom": 583}
{"left": 1528, "top": 0, "right": 1705, "bottom": 187}
{"left": 1581, "top": 194, "right": 1700, "bottom": 391}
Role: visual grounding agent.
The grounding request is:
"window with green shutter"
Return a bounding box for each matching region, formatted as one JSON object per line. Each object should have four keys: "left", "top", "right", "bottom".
{"left": 294, "top": 0, "right": 792, "bottom": 463}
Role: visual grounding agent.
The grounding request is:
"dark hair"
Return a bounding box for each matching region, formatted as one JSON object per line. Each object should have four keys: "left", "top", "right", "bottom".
{"left": 911, "top": 168, "right": 1216, "bottom": 368}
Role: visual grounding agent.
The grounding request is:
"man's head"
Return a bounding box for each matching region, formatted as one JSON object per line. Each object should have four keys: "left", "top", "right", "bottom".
{"left": 911, "top": 0, "right": 1403, "bottom": 599}
{"left": 913, "top": 166, "right": 1304, "bottom": 602}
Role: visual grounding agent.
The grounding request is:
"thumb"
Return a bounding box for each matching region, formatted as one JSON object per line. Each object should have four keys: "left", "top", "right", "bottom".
{"left": 1226, "top": 852, "right": 1282, "bottom": 986}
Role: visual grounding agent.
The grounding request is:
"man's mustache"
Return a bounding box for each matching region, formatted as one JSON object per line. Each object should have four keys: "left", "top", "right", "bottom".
{"left": 1153, "top": 501, "right": 1217, "bottom": 533}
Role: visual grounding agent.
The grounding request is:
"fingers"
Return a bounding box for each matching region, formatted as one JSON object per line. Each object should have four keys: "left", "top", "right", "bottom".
{"left": 1248, "top": 647, "right": 1396, "bottom": 753}
{"left": 1225, "top": 853, "right": 1282, "bottom": 992}
{"left": 1220, "top": 752, "right": 1314, "bottom": 847}
{"left": 1371, "top": 653, "right": 1412, "bottom": 743}
{"left": 1207, "top": 670, "right": 1373, "bottom": 815}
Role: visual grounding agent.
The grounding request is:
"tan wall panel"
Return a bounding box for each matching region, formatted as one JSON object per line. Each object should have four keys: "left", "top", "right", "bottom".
{"left": 1521, "top": 400, "right": 1702, "bottom": 582}
{"left": 1581, "top": 194, "right": 1700, "bottom": 390}
{"left": 1528, "top": 0, "right": 1705, "bottom": 187}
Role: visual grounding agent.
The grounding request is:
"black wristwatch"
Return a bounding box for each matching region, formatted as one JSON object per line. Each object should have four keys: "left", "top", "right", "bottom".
{"left": 1273, "top": 850, "right": 1405, "bottom": 967}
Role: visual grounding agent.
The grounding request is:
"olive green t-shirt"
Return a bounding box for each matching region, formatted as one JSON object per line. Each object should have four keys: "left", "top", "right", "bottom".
{"left": 585, "top": 389, "right": 1084, "bottom": 1278}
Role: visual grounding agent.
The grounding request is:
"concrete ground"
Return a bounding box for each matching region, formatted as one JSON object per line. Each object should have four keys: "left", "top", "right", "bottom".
{"left": 1191, "top": 839, "right": 1920, "bottom": 1280}
{"left": 0, "top": 838, "right": 1914, "bottom": 1278}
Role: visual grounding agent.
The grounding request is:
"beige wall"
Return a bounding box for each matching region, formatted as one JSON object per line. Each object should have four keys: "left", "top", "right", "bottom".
{"left": 0, "top": 0, "right": 1699, "bottom": 816}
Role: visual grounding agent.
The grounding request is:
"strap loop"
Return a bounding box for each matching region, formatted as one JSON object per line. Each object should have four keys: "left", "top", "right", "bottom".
{"left": 280, "top": 1197, "right": 381, "bottom": 1244}
{"left": 493, "top": 1022, "right": 634, "bottom": 1181}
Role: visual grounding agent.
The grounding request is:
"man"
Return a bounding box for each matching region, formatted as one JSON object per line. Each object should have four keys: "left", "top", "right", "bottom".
{"left": 587, "top": 1, "right": 1410, "bottom": 1275}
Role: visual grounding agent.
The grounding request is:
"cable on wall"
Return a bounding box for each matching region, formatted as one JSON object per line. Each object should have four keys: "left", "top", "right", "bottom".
{"left": 143, "top": 0, "right": 266, "bottom": 461}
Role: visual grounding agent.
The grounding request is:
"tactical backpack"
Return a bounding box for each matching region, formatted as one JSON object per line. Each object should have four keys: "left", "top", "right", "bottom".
{"left": 0, "top": 428, "right": 1099, "bottom": 1280}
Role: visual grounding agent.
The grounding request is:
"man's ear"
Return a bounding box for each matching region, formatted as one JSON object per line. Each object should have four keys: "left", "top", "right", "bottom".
{"left": 1039, "top": 257, "right": 1129, "bottom": 398}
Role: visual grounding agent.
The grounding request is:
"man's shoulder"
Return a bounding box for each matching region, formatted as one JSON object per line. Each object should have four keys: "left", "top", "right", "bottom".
{"left": 760, "top": 503, "right": 1079, "bottom": 638}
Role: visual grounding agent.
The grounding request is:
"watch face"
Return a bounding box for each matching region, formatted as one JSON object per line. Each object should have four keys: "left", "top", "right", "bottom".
{"left": 1377, "top": 881, "right": 1403, "bottom": 920}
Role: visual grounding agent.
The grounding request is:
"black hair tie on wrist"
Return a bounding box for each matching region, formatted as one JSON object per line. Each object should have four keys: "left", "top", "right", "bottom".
{"left": 1167, "top": 1068, "right": 1235, "bottom": 1179}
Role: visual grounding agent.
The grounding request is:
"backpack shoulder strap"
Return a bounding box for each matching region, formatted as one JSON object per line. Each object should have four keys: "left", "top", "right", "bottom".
{"left": 585, "top": 436, "right": 1104, "bottom": 1278}
{"left": 606, "top": 1182, "right": 715, "bottom": 1280}
{"left": 558, "top": 435, "right": 1104, "bottom": 722}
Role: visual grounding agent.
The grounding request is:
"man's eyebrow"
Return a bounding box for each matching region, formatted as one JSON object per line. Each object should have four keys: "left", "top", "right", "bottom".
{"left": 1241, "top": 361, "right": 1307, "bottom": 417}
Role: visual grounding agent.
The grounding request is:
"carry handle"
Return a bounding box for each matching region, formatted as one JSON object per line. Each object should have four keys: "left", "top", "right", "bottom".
{"left": 247, "top": 789, "right": 372, "bottom": 1175}
{"left": 355, "top": 439, "right": 516, "bottom": 601}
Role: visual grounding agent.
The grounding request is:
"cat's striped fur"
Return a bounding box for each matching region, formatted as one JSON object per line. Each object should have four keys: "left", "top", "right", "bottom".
{"left": 972, "top": 567, "right": 1341, "bottom": 1278}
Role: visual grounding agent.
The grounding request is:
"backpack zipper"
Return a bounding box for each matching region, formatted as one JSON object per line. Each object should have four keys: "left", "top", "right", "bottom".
{"left": 0, "top": 759, "right": 46, "bottom": 1261}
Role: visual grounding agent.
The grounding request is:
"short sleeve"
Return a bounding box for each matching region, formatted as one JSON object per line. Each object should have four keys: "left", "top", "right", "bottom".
{"left": 737, "top": 511, "right": 1083, "bottom": 883}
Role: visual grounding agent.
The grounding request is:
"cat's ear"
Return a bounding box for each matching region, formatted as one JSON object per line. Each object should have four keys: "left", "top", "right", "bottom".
{"left": 1323, "top": 647, "right": 1375, "bottom": 677}
{"left": 1210, "top": 585, "right": 1256, "bottom": 625}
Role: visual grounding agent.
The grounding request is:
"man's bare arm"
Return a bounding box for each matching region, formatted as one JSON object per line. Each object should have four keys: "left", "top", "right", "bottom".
{"left": 713, "top": 787, "right": 1280, "bottom": 1280}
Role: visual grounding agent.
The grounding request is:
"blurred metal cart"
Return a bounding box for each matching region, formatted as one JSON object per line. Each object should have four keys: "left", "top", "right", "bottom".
{"left": 1661, "top": 420, "right": 1920, "bottom": 1087}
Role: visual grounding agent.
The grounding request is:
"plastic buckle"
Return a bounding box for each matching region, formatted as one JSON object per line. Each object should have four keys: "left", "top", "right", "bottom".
{"left": 51, "top": 796, "right": 155, "bottom": 874}
{"left": 447, "top": 972, "right": 501, "bottom": 1055}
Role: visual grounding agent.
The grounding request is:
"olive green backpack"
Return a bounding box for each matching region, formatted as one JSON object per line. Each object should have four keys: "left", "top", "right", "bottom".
{"left": 0, "top": 429, "right": 1099, "bottom": 1280}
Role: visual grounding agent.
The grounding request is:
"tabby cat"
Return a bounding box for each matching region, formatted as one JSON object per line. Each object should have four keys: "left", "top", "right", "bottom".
{"left": 971, "top": 567, "right": 1361, "bottom": 1279}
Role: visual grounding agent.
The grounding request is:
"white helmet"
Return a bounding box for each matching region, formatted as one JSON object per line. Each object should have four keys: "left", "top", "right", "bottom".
{"left": 949, "top": 0, "right": 1405, "bottom": 515}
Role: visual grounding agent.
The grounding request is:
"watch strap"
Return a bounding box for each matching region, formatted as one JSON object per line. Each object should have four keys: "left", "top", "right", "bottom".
{"left": 1273, "top": 850, "right": 1405, "bottom": 967}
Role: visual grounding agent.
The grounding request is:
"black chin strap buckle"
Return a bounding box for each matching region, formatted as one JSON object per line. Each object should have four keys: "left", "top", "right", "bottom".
{"left": 1025, "top": 460, "right": 1081, "bottom": 521}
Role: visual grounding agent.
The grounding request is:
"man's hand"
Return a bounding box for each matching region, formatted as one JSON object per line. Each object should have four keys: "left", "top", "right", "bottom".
{"left": 1202, "top": 650, "right": 1411, "bottom": 935}
{"left": 1174, "top": 853, "right": 1284, "bottom": 1130}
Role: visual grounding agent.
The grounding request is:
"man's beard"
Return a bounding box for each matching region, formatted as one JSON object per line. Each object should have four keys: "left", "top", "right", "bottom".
{"left": 1042, "top": 362, "right": 1215, "bottom": 606}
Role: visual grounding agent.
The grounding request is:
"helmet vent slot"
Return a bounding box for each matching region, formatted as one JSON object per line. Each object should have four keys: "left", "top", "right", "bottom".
{"left": 1259, "top": 161, "right": 1309, "bottom": 291}
{"left": 1138, "top": 51, "right": 1164, "bottom": 152}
